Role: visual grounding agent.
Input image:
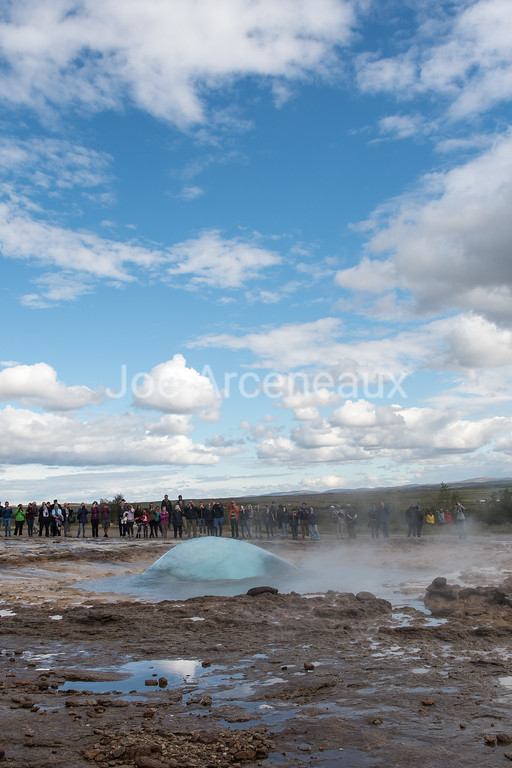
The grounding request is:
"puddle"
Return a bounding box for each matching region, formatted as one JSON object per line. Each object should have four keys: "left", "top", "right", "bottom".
{"left": 59, "top": 658, "right": 208, "bottom": 693}
{"left": 0, "top": 609, "right": 16, "bottom": 617}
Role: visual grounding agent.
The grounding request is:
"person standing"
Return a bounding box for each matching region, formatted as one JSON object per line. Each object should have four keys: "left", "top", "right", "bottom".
{"left": 264, "top": 505, "right": 274, "bottom": 539}
{"left": 308, "top": 507, "right": 320, "bottom": 541}
{"left": 125, "top": 505, "right": 135, "bottom": 538}
{"left": 379, "top": 502, "right": 390, "bottom": 538}
{"left": 172, "top": 504, "right": 183, "bottom": 539}
{"left": 345, "top": 504, "right": 357, "bottom": 539}
{"left": 90, "top": 501, "right": 100, "bottom": 538}
{"left": 212, "top": 501, "right": 224, "bottom": 537}
{"left": 14, "top": 504, "right": 26, "bottom": 536}
{"left": 240, "top": 504, "right": 252, "bottom": 539}
{"left": 228, "top": 502, "right": 239, "bottom": 538}
{"left": 51, "top": 502, "right": 63, "bottom": 536}
{"left": 26, "top": 503, "right": 36, "bottom": 537}
{"left": 101, "top": 503, "right": 111, "bottom": 537}
{"left": 299, "top": 503, "right": 309, "bottom": 539}
{"left": 184, "top": 501, "right": 199, "bottom": 538}
{"left": 77, "top": 503, "right": 88, "bottom": 538}
{"left": 62, "top": 503, "right": 72, "bottom": 537}
{"left": 204, "top": 502, "right": 214, "bottom": 536}
{"left": 252, "top": 504, "right": 263, "bottom": 539}
{"left": 405, "top": 504, "right": 417, "bottom": 537}
{"left": 118, "top": 499, "right": 126, "bottom": 537}
{"left": 159, "top": 505, "right": 169, "bottom": 538}
{"left": 38, "top": 502, "right": 50, "bottom": 537}
{"left": 454, "top": 502, "right": 467, "bottom": 539}
{"left": 289, "top": 508, "right": 299, "bottom": 540}
{"left": 2, "top": 502, "right": 12, "bottom": 537}
{"left": 368, "top": 504, "right": 381, "bottom": 539}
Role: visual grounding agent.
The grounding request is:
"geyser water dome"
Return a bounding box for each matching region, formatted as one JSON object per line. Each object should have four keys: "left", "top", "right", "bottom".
{"left": 143, "top": 537, "right": 298, "bottom": 583}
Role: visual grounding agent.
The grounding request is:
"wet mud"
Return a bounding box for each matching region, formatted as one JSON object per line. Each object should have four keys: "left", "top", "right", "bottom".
{"left": 1, "top": 534, "right": 512, "bottom": 767}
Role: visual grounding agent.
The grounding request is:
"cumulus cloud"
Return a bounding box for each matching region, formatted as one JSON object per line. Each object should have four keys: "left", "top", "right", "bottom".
{"left": 337, "top": 131, "right": 512, "bottom": 321}
{"left": 0, "top": 406, "right": 218, "bottom": 466}
{"left": 0, "top": 0, "right": 355, "bottom": 126}
{"left": 132, "top": 354, "right": 222, "bottom": 421}
{"left": 281, "top": 386, "right": 341, "bottom": 421}
{"left": 256, "top": 402, "right": 512, "bottom": 467}
{"left": 0, "top": 363, "right": 104, "bottom": 411}
{"left": 432, "top": 313, "right": 512, "bottom": 370}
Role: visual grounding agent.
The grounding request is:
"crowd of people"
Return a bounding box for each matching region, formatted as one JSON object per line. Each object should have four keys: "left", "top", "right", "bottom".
{"left": 406, "top": 501, "right": 467, "bottom": 540}
{"left": 0, "top": 497, "right": 325, "bottom": 542}
{"left": 0, "top": 496, "right": 469, "bottom": 541}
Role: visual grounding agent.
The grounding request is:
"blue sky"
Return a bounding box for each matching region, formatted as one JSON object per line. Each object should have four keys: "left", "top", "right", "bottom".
{"left": 2, "top": 0, "right": 512, "bottom": 502}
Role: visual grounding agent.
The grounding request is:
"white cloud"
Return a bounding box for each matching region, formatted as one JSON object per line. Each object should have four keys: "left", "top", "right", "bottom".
{"left": 0, "top": 193, "right": 163, "bottom": 283}
{"left": 0, "top": 187, "right": 283, "bottom": 302}
{"left": 0, "top": 406, "right": 219, "bottom": 466}
{"left": 166, "top": 230, "right": 280, "bottom": 289}
{"left": 356, "top": 0, "right": 512, "bottom": 122}
{"left": 338, "top": 131, "right": 512, "bottom": 320}
{"left": 178, "top": 186, "right": 205, "bottom": 201}
{"left": 0, "top": 0, "right": 356, "bottom": 126}
{"left": 0, "top": 137, "right": 112, "bottom": 194}
{"left": 432, "top": 313, "right": 512, "bottom": 370}
{"left": 256, "top": 402, "right": 512, "bottom": 467}
{"left": 20, "top": 272, "right": 96, "bottom": 307}
{"left": 378, "top": 114, "right": 426, "bottom": 140}
{"left": 193, "top": 318, "right": 343, "bottom": 369}
{"left": 193, "top": 316, "right": 432, "bottom": 381}
{"left": 303, "top": 474, "right": 345, "bottom": 490}
{"left": 282, "top": 386, "right": 341, "bottom": 421}
{"left": 335, "top": 256, "right": 397, "bottom": 293}
{"left": 0, "top": 363, "right": 104, "bottom": 411}
{"left": 132, "top": 354, "right": 222, "bottom": 421}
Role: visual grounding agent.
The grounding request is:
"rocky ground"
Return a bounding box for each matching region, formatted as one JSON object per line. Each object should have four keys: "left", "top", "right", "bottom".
{"left": 1, "top": 533, "right": 512, "bottom": 767}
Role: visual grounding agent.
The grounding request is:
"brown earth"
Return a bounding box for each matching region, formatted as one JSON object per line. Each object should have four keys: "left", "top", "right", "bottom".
{"left": 1, "top": 533, "right": 512, "bottom": 767}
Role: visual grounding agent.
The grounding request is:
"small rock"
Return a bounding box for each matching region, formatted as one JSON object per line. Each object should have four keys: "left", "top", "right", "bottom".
{"left": 158, "top": 677, "right": 167, "bottom": 688}
{"left": 483, "top": 733, "right": 497, "bottom": 745}
{"left": 421, "top": 698, "right": 435, "bottom": 706}
{"left": 504, "top": 752, "right": 512, "bottom": 761}
{"left": 497, "top": 733, "right": 512, "bottom": 744}
{"left": 144, "top": 679, "right": 158, "bottom": 686}
{"left": 246, "top": 586, "right": 278, "bottom": 597}
{"left": 25, "top": 729, "right": 35, "bottom": 738}
{"left": 304, "top": 662, "right": 315, "bottom": 671}
{"left": 135, "top": 757, "right": 166, "bottom": 768}
{"left": 201, "top": 660, "right": 211, "bottom": 668}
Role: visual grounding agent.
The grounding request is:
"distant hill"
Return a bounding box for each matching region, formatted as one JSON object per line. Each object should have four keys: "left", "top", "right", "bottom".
{"left": 254, "top": 477, "right": 512, "bottom": 498}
